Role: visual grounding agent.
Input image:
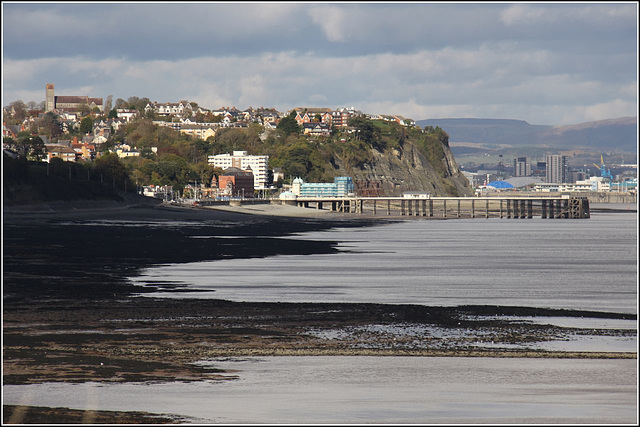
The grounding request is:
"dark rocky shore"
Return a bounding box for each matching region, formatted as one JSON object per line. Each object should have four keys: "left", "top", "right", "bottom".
{"left": 2, "top": 201, "right": 637, "bottom": 423}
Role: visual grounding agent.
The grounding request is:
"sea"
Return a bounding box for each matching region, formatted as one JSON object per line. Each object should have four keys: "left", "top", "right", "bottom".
{"left": 3, "top": 208, "right": 638, "bottom": 423}
{"left": 132, "top": 210, "right": 638, "bottom": 315}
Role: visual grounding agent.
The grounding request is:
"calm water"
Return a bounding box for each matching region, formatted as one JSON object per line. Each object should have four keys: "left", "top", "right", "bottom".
{"left": 132, "top": 212, "right": 638, "bottom": 314}
{"left": 4, "top": 212, "right": 637, "bottom": 423}
{"left": 3, "top": 357, "right": 636, "bottom": 423}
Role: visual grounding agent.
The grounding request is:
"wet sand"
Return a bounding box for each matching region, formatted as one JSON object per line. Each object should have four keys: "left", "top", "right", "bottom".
{"left": 2, "top": 200, "right": 637, "bottom": 423}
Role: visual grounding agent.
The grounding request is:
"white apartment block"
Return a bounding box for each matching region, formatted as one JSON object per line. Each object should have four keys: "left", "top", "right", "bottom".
{"left": 208, "top": 150, "right": 269, "bottom": 190}
{"left": 534, "top": 177, "right": 611, "bottom": 192}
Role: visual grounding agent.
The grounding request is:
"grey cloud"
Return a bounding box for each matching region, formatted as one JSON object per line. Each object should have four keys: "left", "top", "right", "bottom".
{"left": 2, "top": 3, "right": 636, "bottom": 125}
{"left": 3, "top": 3, "right": 636, "bottom": 60}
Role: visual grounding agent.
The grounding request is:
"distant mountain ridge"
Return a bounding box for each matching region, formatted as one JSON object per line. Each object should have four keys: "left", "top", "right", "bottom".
{"left": 416, "top": 117, "right": 637, "bottom": 152}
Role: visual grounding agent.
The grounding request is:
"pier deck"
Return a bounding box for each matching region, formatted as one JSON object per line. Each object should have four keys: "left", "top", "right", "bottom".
{"left": 285, "top": 196, "right": 590, "bottom": 219}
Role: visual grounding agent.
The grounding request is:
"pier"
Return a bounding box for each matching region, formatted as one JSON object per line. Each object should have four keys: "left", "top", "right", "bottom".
{"left": 285, "top": 196, "right": 591, "bottom": 219}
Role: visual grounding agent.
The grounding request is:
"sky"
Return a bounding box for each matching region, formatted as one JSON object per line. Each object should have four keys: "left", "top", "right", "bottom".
{"left": 2, "top": 1, "right": 638, "bottom": 125}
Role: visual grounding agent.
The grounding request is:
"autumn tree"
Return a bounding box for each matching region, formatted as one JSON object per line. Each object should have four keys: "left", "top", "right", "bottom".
{"left": 114, "top": 98, "right": 127, "bottom": 109}
{"left": 37, "top": 112, "right": 63, "bottom": 139}
{"left": 104, "top": 95, "right": 113, "bottom": 114}
{"left": 10, "top": 100, "right": 27, "bottom": 121}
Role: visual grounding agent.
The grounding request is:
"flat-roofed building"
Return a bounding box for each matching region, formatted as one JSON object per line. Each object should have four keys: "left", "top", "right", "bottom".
{"left": 46, "top": 144, "right": 76, "bottom": 162}
{"left": 208, "top": 150, "right": 269, "bottom": 190}
{"left": 546, "top": 154, "right": 568, "bottom": 183}
{"left": 513, "top": 157, "right": 531, "bottom": 177}
{"left": 293, "top": 176, "right": 354, "bottom": 197}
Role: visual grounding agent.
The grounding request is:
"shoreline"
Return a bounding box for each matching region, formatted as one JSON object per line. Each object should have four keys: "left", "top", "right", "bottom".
{"left": 3, "top": 200, "right": 637, "bottom": 423}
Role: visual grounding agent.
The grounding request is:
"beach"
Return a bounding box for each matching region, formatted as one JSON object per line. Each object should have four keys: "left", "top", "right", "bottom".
{"left": 2, "top": 199, "right": 637, "bottom": 423}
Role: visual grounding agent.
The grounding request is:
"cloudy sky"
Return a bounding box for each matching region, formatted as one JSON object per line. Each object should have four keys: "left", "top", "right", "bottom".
{"left": 2, "top": 2, "right": 637, "bottom": 125}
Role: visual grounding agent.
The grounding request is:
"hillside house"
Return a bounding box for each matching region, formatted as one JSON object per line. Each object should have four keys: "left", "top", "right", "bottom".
{"left": 302, "top": 122, "right": 331, "bottom": 136}
{"left": 179, "top": 124, "right": 217, "bottom": 140}
{"left": 115, "top": 109, "right": 138, "bottom": 122}
{"left": 145, "top": 101, "right": 193, "bottom": 117}
{"left": 46, "top": 144, "right": 77, "bottom": 162}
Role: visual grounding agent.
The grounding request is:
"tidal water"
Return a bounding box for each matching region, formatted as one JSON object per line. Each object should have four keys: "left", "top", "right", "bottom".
{"left": 132, "top": 212, "right": 638, "bottom": 314}
{"left": 3, "top": 357, "right": 636, "bottom": 423}
{"left": 4, "top": 211, "right": 638, "bottom": 423}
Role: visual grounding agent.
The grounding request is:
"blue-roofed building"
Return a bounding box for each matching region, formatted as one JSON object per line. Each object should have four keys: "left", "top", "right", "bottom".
{"left": 487, "top": 180, "right": 515, "bottom": 189}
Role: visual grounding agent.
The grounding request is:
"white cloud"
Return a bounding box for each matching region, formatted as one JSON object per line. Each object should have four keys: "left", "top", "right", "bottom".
{"left": 500, "top": 3, "right": 636, "bottom": 27}
{"left": 581, "top": 99, "right": 638, "bottom": 123}
{"left": 500, "top": 4, "right": 549, "bottom": 26}
{"left": 2, "top": 41, "right": 636, "bottom": 125}
{"left": 308, "top": 6, "right": 349, "bottom": 42}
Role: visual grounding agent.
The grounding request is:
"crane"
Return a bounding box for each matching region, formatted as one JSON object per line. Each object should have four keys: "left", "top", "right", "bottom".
{"left": 592, "top": 154, "right": 613, "bottom": 181}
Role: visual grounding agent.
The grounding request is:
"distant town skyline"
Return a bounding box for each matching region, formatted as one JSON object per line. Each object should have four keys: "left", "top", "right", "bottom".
{"left": 2, "top": 2, "right": 638, "bottom": 125}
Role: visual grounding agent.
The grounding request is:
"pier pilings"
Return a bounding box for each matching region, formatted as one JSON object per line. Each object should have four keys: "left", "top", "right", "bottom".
{"left": 288, "top": 196, "right": 590, "bottom": 219}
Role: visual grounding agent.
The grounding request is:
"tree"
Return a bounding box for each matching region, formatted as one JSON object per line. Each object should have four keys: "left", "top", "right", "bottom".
{"left": 105, "top": 95, "right": 113, "bottom": 113}
{"left": 27, "top": 101, "right": 38, "bottom": 110}
{"left": 192, "top": 161, "right": 216, "bottom": 186}
{"left": 93, "top": 152, "right": 132, "bottom": 186}
{"left": 14, "top": 135, "right": 46, "bottom": 161}
{"left": 127, "top": 96, "right": 140, "bottom": 110}
{"left": 114, "top": 98, "right": 127, "bottom": 109}
{"left": 127, "top": 96, "right": 150, "bottom": 111}
{"left": 80, "top": 117, "right": 94, "bottom": 135}
{"left": 140, "top": 147, "right": 156, "bottom": 159}
{"left": 108, "top": 109, "right": 118, "bottom": 119}
{"left": 37, "top": 112, "right": 63, "bottom": 139}
{"left": 215, "top": 128, "right": 249, "bottom": 152}
{"left": 348, "top": 116, "right": 383, "bottom": 150}
{"left": 78, "top": 104, "right": 91, "bottom": 116}
{"left": 10, "top": 100, "right": 27, "bottom": 121}
{"left": 276, "top": 111, "right": 300, "bottom": 136}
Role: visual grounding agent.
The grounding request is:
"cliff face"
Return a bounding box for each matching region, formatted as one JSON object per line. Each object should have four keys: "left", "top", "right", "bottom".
{"left": 334, "top": 139, "right": 472, "bottom": 197}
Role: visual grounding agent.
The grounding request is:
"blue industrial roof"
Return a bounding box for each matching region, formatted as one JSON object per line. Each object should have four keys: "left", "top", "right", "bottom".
{"left": 487, "top": 180, "right": 515, "bottom": 189}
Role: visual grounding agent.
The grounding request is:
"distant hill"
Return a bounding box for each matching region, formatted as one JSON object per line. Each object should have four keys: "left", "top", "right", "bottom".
{"left": 416, "top": 117, "right": 637, "bottom": 152}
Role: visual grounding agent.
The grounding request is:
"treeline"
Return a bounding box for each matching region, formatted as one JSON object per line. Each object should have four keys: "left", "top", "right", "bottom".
{"left": 115, "top": 116, "right": 453, "bottom": 192}
{"left": 3, "top": 154, "right": 131, "bottom": 204}
{"left": 4, "top": 110, "right": 454, "bottom": 198}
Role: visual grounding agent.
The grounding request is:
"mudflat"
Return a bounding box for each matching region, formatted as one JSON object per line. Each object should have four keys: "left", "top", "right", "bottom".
{"left": 2, "top": 201, "right": 636, "bottom": 423}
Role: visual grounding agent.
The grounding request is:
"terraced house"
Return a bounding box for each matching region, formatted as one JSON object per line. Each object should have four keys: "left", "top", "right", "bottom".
{"left": 144, "top": 101, "right": 194, "bottom": 117}
{"left": 292, "top": 106, "right": 363, "bottom": 128}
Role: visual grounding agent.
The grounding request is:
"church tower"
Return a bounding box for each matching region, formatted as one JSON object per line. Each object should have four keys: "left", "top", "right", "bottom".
{"left": 45, "top": 83, "right": 55, "bottom": 112}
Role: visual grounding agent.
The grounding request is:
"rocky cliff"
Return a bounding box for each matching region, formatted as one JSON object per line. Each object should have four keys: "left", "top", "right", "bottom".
{"left": 329, "top": 123, "right": 472, "bottom": 197}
